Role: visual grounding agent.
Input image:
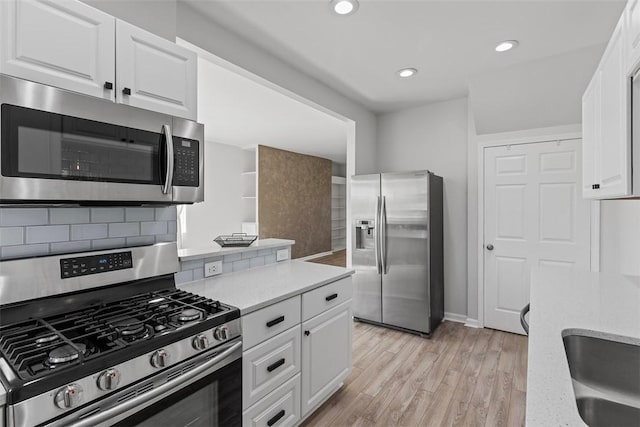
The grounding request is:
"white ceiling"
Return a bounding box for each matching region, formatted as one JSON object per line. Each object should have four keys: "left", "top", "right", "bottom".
{"left": 194, "top": 49, "right": 348, "bottom": 163}
{"left": 183, "top": 0, "right": 625, "bottom": 113}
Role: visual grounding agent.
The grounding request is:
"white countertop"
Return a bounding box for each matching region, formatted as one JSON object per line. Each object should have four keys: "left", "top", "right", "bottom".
{"left": 178, "top": 238, "right": 294, "bottom": 262}
{"left": 526, "top": 267, "right": 640, "bottom": 426}
{"left": 0, "top": 382, "right": 4, "bottom": 406}
{"left": 178, "top": 260, "right": 354, "bottom": 315}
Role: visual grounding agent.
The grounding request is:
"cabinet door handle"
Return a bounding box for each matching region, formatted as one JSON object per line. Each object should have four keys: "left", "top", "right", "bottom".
{"left": 592, "top": 184, "right": 600, "bottom": 189}
{"left": 266, "top": 316, "right": 285, "bottom": 328}
{"left": 266, "top": 358, "right": 285, "bottom": 372}
{"left": 122, "top": 87, "right": 131, "bottom": 95}
{"left": 304, "top": 330, "right": 310, "bottom": 336}
{"left": 267, "top": 410, "right": 285, "bottom": 426}
{"left": 104, "top": 81, "right": 113, "bottom": 90}
{"left": 325, "top": 293, "right": 338, "bottom": 301}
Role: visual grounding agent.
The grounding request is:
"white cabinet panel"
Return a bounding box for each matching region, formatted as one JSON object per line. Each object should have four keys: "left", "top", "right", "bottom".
{"left": 242, "top": 296, "right": 301, "bottom": 349}
{"left": 242, "top": 374, "right": 301, "bottom": 427}
{"left": 116, "top": 20, "right": 196, "bottom": 120}
{"left": 0, "top": 0, "right": 115, "bottom": 100}
{"left": 301, "top": 277, "right": 352, "bottom": 321}
{"left": 301, "top": 300, "right": 352, "bottom": 415}
{"left": 627, "top": 0, "right": 640, "bottom": 72}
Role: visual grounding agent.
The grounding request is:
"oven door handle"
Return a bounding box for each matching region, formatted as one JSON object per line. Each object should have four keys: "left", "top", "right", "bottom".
{"left": 70, "top": 340, "right": 242, "bottom": 427}
{"left": 161, "top": 124, "right": 174, "bottom": 195}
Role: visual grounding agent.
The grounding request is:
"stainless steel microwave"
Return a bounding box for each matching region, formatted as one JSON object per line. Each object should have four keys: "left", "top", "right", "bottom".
{"left": 0, "top": 75, "right": 204, "bottom": 205}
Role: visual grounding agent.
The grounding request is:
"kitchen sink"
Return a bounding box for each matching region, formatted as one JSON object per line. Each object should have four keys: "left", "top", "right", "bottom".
{"left": 563, "top": 331, "right": 640, "bottom": 427}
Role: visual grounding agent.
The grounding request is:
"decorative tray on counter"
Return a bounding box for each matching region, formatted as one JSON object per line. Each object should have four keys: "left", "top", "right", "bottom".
{"left": 214, "top": 233, "right": 258, "bottom": 247}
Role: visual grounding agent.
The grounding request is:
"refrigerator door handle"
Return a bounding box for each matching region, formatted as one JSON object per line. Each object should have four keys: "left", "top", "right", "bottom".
{"left": 375, "top": 196, "right": 382, "bottom": 274}
{"left": 381, "top": 196, "right": 388, "bottom": 274}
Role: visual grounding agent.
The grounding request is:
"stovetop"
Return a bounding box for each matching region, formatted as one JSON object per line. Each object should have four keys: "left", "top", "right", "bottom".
{"left": 0, "top": 277, "right": 240, "bottom": 404}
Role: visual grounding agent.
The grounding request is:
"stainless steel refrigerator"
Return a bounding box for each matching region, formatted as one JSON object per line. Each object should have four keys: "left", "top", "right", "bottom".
{"left": 351, "top": 171, "right": 444, "bottom": 335}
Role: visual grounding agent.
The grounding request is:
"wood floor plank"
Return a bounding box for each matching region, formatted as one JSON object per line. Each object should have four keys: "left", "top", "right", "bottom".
{"left": 303, "top": 321, "right": 529, "bottom": 427}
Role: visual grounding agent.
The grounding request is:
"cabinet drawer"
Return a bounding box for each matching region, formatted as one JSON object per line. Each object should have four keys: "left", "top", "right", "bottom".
{"left": 302, "top": 277, "right": 353, "bottom": 321}
{"left": 243, "top": 325, "right": 301, "bottom": 409}
{"left": 243, "top": 373, "right": 301, "bottom": 427}
{"left": 243, "top": 296, "right": 301, "bottom": 349}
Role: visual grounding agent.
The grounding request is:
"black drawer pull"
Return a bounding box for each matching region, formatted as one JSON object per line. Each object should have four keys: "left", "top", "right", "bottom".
{"left": 325, "top": 293, "right": 338, "bottom": 301}
{"left": 266, "top": 316, "right": 285, "bottom": 328}
{"left": 104, "top": 81, "right": 113, "bottom": 90}
{"left": 267, "top": 410, "right": 285, "bottom": 426}
{"left": 122, "top": 87, "right": 131, "bottom": 95}
{"left": 592, "top": 184, "right": 600, "bottom": 189}
{"left": 267, "top": 358, "right": 285, "bottom": 372}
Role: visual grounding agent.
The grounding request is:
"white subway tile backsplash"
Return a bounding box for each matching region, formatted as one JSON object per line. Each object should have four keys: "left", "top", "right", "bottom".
{"left": 141, "top": 221, "right": 167, "bottom": 236}
{"left": 258, "top": 249, "right": 273, "bottom": 256}
{"left": 49, "top": 208, "right": 90, "bottom": 224}
{"left": 167, "top": 220, "right": 177, "bottom": 234}
{"left": 26, "top": 225, "right": 69, "bottom": 244}
{"left": 0, "top": 208, "right": 48, "bottom": 226}
{"left": 155, "top": 233, "right": 176, "bottom": 243}
{"left": 175, "top": 270, "right": 193, "bottom": 284}
{"left": 91, "top": 238, "right": 125, "bottom": 250}
{"left": 109, "top": 222, "right": 139, "bottom": 238}
{"left": 0, "top": 228, "right": 23, "bottom": 246}
{"left": 193, "top": 268, "right": 204, "bottom": 281}
{"left": 155, "top": 207, "right": 177, "bottom": 221}
{"left": 264, "top": 254, "right": 277, "bottom": 265}
{"left": 222, "top": 262, "right": 233, "bottom": 274}
{"left": 204, "top": 256, "right": 223, "bottom": 264}
{"left": 126, "top": 236, "right": 155, "bottom": 246}
{"left": 125, "top": 208, "right": 155, "bottom": 222}
{"left": 1, "top": 243, "right": 49, "bottom": 259}
{"left": 241, "top": 250, "right": 257, "bottom": 259}
{"left": 223, "top": 253, "right": 242, "bottom": 263}
{"left": 50, "top": 240, "right": 92, "bottom": 255}
{"left": 91, "top": 208, "right": 125, "bottom": 223}
{"left": 181, "top": 259, "right": 204, "bottom": 271}
{"left": 232, "top": 259, "right": 251, "bottom": 272}
{"left": 71, "top": 224, "right": 108, "bottom": 241}
{"left": 249, "top": 256, "right": 265, "bottom": 268}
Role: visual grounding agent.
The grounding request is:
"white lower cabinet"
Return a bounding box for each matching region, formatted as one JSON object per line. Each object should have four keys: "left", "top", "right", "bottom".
{"left": 241, "top": 277, "right": 353, "bottom": 426}
{"left": 242, "top": 374, "right": 301, "bottom": 427}
{"left": 300, "top": 300, "right": 352, "bottom": 415}
{"left": 243, "top": 325, "right": 301, "bottom": 409}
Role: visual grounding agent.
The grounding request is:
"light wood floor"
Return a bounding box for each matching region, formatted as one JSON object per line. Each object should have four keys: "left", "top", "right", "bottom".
{"left": 302, "top": 321, "right": 528, "bottom": 427}
{"left": 307, "top": 250, "right": 346, "bottom": 267}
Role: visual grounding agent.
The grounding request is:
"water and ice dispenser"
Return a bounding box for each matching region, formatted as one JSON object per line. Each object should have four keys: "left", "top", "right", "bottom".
{"left": 355, "top": 219, "right": 376, "bottom": 249}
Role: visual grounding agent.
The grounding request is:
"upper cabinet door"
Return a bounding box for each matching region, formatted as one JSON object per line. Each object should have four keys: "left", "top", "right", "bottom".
{"left": 582, "top": 73, "right": 601, "bottom": 199}
{"left": 627, "top": 0, "right": 640, "bottom": 73}
{"left": 0, "top": 0, "right": 115, "bottom": 101}
{"left": 116, "top": 20, "right": 197, "bottom": 121}
{"left": 598, "top": 18, "right": 630, "bottom": 198}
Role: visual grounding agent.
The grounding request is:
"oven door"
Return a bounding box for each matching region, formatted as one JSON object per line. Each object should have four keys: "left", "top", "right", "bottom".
{"left": 46, "top": 340, "right": 242, "bottom": 427}
{"left": 0, "top": 75, "right": 174, "bottom": 204}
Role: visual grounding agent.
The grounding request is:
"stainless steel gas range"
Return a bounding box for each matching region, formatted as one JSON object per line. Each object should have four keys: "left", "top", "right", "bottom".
{"left": 0, "top": 243, "right": 242, "bottom": 427}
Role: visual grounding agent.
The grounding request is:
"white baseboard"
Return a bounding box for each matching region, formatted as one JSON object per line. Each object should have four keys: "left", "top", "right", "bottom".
{"left": 464, "top": 318, "right": 482, "bottom": 328}
{"left": 444, "top": 312, "right": 467, "bottom": 324}
{"left": 298, "top": 251, "right": 333, "bottom": 261}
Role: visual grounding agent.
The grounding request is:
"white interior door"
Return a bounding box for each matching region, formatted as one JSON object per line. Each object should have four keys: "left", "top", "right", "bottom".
{"left": 484, "top": 140, "right": 591, "bottom": 334}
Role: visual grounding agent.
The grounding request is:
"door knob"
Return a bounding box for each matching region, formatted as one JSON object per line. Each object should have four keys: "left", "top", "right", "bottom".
{"left": 486, "top": 244, "right": 494, "bottom": 251}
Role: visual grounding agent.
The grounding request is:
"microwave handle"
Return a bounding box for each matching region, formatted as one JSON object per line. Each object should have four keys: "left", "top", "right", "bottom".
{"left": 161, "top": 124, "right": 174, "bottom": 194}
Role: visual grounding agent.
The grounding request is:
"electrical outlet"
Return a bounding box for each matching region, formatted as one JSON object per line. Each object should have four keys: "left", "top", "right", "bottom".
{"left": 204, "top": 260, "right": 223, "bottom": 277}
{"left": 276, "top": 249, "right": 289, "bottom": 262}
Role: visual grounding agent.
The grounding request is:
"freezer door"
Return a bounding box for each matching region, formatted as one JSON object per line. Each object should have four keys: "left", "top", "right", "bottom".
{"left": 350, "top": 174, "right": 382, "bottom": 323}
{"left": 381, "top": 171, "right": 431, "bottom": 333}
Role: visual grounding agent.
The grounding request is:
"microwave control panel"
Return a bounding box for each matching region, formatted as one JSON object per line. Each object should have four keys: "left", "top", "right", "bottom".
{"left": 173, "top": 138, "right": 199, "bottom": 187}
{"left": 60, "top": 251, "right": 133, "bottom": 279}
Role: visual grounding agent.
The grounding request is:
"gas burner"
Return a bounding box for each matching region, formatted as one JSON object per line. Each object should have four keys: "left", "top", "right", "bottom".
{"left": 176, "top": 308, "right": 203, "bottom": 323}
{"left": 45, "top": 343, "right": 87, "bottom": 367}
{"left": 35, "top": 333, "right": 59, "bottom": 345}
{"left": 110, "top": 317, "right": 153, "bottom": 342}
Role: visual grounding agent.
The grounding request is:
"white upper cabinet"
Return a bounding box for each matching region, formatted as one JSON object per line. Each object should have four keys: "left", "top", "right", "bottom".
{"left": 627, "top": 0, "right": 640, "bottom": 72}
{"left": 116, "top": 20, "right": 197, "bottom": 120}
{"left": 0, "top": 0, "right": 115, "bottom": 101}
{"left": 582, "top": 9, "right": 637, "bottom": 199}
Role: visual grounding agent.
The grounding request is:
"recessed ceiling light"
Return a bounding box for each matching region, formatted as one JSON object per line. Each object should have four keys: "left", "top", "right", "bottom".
{"left": 495, "top": 40, "right": 519, "bottom": 52}
{"left": 330, "top": 0, "right": 359, "bottom": 16}
{"left": 397, "top": 68, "right": 418, "bottom": 78}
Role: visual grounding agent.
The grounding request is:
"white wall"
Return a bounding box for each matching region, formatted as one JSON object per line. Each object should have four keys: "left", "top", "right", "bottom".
{"left": 469, "top": 44, "right": 604, "bottom": 135}
{"left": 600, "top": 201, "right": 640, "bottom": 276}
{"left": 377, "top": 98, "right": 468, "bottom": 318}
{"left": 80, "top": 0, "right": 177, "bottom": 41}
{"left": 176, "top": 2, "right": 377, "bottom": 175}
{"left": 178, "top": 142, "right": 245, "bottom": 250}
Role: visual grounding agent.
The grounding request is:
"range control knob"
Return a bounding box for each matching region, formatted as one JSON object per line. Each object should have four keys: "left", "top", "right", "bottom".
{"left": 150, "top": 349, "right": 171, "bottom": 368}
{"left": 54, "top": 383, "right": 83, "bottom": 409}
{"left": 192, "top": 334, "right": 209, "bottom": 350}
{"left": 97, "top": 368, "right": 121, "bottom": 391}
{"left": 213, "top": 325, "right": 229, "bottom": 341}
